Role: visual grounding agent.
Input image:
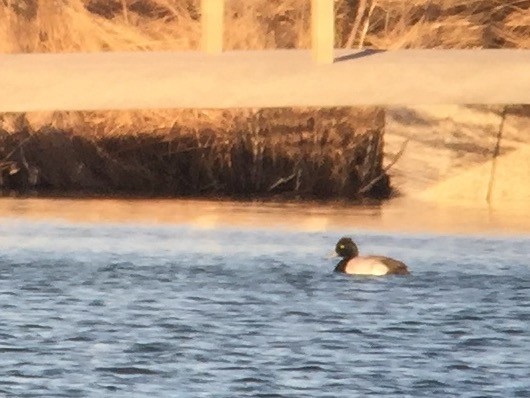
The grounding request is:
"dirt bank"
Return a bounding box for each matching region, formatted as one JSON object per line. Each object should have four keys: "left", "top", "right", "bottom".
{"left": 0, "top": 107, "right": 390, "bottom": 200}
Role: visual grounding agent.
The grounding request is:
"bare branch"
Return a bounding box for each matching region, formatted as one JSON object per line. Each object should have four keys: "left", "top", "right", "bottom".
{"left": 358, "top": 138, "right": 408, "bottom": 194}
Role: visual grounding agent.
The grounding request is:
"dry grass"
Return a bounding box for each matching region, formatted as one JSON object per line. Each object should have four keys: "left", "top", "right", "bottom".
{"left": 0, "top": 0, "right": 528, "bottom": 135}
{"left": 1, "top": 107, "right": 389, "bottom": 199}
{"left": 1, "top": 0, "right": 528, "bottom": 53}
{"left": 0, "top": 0, "right": 198, "bottom": 52}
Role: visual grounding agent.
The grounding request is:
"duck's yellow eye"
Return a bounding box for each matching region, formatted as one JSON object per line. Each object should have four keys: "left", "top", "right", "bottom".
{"left": 339, "top": 245, "right": 344, "bottom": 249}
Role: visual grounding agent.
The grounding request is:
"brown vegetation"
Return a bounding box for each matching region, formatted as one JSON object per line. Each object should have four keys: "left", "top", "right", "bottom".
{"left": 1, "top": 0, "right": 528, "bottom": 198}
{"left": 1, "top": 0, "right": 529, "bottom": 53}
{"left": 1, "top": 108, "right": 390, "bottom": 199}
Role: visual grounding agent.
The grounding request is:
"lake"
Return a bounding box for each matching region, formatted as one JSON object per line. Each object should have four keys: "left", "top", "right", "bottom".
{"left": 0, "top": 199, "right": 529, "bottom": 397}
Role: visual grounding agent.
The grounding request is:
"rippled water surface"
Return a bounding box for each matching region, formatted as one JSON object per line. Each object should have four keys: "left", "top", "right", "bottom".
{"left": 0, "top": 219, "right": 529, "bottom": 397}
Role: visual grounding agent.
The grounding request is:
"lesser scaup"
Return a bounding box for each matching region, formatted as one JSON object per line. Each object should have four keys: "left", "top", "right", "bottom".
{"left": 333, "top": 237, "right": 410, "bottom": 276}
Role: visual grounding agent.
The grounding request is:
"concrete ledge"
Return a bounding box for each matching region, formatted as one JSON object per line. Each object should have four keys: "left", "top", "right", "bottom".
{"left": 1, "top": 49, "right": 529, "bottom": 112}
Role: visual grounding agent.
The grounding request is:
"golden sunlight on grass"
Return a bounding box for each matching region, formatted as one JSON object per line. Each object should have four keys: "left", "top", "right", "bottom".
{"left": 0, "top": 0, "right": 528, "bottom": 54}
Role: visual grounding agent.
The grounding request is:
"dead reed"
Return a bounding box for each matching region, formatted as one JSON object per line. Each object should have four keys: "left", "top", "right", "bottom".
{"left": 2, "top": 0, "right": 528, "bottom": 54}
{"left": 0, "top": 108, "right": 389, "bottom": 199}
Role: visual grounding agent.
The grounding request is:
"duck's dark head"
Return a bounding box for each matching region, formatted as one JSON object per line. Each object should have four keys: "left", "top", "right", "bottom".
{"left": 335, "top": 237, "right": 359, "bottom": 259}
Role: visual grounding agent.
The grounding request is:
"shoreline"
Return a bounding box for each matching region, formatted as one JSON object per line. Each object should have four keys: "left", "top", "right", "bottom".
{"left": 2, "top": 105, "right": 528, "bottom": 214}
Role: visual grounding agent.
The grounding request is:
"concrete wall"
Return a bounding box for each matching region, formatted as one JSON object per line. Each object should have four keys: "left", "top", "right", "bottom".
{"left": 385, "top": 105, "right": 530, "bottom": 209}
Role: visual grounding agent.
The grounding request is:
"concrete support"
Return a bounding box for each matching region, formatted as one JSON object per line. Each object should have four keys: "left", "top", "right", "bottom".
{"left": 201, "top": 0, "right": 225, "bottom": 53}
{"left": 311, "top": 0, "right": 335, "bottom": 64}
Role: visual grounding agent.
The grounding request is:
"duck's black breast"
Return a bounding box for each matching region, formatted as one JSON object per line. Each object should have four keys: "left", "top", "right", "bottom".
{"left": 334, "top": 258, "right": 350, "bottom": 273}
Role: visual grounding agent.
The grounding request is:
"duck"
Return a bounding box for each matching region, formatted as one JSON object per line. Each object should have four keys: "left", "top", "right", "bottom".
{"left": 333, "top": 237, "right": 410, "bottom": 276}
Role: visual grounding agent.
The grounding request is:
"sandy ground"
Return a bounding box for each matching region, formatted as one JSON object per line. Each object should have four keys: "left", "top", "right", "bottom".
{"left": 1, "top": 49, "right": 529, "bottom": 112}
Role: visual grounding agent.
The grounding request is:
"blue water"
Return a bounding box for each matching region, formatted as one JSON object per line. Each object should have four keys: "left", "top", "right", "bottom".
{"left": 0, "top": 220, "right": 529, "bottom": 397}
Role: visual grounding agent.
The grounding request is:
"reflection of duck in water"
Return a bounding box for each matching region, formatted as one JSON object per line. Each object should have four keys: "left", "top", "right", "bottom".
{"left": 333, "top": 237, "right": 410, "bottom": 276}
